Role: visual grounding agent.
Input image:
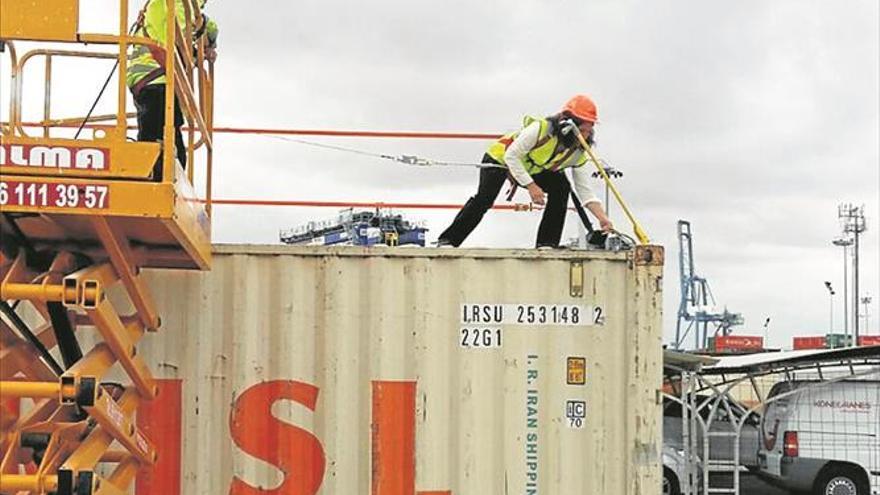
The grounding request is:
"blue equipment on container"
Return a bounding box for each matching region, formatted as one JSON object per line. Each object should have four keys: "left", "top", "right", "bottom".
{"left": 279, "top": 209, "right": 428, "bottom": 247}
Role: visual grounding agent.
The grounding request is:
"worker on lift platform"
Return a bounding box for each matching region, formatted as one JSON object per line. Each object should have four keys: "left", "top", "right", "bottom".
{"left": 127, "top": 0, "right": 218, "bottom": 179}
{"left": 437, "top": 94, "right": 613, "bottom": 248}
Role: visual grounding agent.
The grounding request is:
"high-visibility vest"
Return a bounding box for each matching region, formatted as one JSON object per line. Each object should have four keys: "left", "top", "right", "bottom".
{"left": 486, "top": 116, "right": 587, "bottom": 175}
{"left": 127, "top": 0, "right": 218, "bottom": 91}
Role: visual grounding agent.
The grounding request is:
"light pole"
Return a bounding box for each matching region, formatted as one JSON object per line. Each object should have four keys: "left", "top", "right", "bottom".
{"left": 839, "top": 204, "right": 866, "bottom": 342}
{"left": 580, "top": 162, "right": 623, "bottom": 249}
{"left": 591, "top": 163, "right": 623, "bottom": 216}
{"left": 861, "top": 295, "right": 872, "bottom": 339}
{"left": 832, "top": 237, "right": 853, "bottom": 340}
{"left": 824, "top": 281, "right": 835, "bottom": 336}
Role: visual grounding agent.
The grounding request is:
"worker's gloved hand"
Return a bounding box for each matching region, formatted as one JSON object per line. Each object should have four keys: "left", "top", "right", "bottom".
{"left": 526, "top": 183, "right": 545, "bottom": 205}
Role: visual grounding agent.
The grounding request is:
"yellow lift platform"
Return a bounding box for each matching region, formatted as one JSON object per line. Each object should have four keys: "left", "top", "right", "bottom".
{"left": 0, "top": 0, "right": 214, "bottom": 493}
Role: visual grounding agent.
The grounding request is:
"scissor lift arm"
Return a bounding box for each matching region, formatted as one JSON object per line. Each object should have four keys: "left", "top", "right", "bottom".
{"left": 1, "top": 1, "right": 214, "bottom": 493}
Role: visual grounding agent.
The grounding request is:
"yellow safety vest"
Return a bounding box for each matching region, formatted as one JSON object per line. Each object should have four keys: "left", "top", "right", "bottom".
{"left": 127, "top": 0, "right": 218, "bottom": 91}
{"left": 487, "top": 116, "right": 587, "bottom": 175}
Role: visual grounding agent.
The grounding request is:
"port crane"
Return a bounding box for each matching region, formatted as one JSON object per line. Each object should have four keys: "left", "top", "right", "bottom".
{"left": 674, "top": 220, "right": 743, "bottom": 350}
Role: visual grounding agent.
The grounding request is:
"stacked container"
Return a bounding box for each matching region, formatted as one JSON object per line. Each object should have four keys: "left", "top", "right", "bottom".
{"left": 792, "top": 336, "right": 828, "bottom": 350}
{"left": 708, "top": 335, "right": 764, "bottom": 353}
{"left": 825, "top": 333, "right": 854, "bottom": 348}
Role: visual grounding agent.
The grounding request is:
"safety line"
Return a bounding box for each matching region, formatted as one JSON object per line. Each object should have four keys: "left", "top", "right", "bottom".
{"left": 263, "top": 135, "right": 395, "bottom": 160}
{"left": 262, "top": 134, "right": 505, "bottom": 169}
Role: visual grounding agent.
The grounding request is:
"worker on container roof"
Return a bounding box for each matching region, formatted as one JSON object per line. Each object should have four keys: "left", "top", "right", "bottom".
{"left": 127, "top": 0, "right": 218, "bottom": 180}
{"left": 437, "top": 95, "right": 612, "bottom": 248}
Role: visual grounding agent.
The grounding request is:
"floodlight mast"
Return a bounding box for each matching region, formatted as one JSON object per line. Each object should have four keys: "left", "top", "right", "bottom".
{"left": 838, "top": 204, "right": 867, "bottom": 343}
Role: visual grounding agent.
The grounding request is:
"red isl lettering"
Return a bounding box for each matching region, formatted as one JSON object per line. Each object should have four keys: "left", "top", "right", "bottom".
{"left": 372, "top": 381, "right": 416, "bottom": 495}
{"left": 137, "top": 380, "right": 183, "bottom": 495}
{"left": 229, "top": 381, "right": 326, "bottom": 495}
{"left": 371, "top": 381, "right": 453, "bottom": 495}
{"left": 137, "top": 379, "right": 452, "bottom": 495}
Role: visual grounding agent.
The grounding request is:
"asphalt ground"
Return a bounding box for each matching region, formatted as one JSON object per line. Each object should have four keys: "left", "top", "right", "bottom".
{"left": 713, "top": 473, "right": 792, "bottom": 495}
{"left": 741, "top": 475, "right": 790, "bottom": 494}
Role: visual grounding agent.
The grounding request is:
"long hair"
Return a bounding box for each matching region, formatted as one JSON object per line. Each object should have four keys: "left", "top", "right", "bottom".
{"left": 549, "top": 113, "right": 595, "bottom": 148}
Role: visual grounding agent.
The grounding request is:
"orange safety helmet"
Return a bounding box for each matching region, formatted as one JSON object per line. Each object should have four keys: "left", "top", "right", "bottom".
{"left": 562, "top": 94, "right": 598, "bottom": 123}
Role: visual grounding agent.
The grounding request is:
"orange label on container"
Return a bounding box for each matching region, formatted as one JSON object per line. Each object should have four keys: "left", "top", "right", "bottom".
{"left": 567, "top": 357, "right": 587, "bottom": 385}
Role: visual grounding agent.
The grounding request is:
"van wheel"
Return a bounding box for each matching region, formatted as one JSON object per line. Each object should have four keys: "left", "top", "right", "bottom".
{"left": 663, "top": 468, "right": 681, "bottom": 495}
{"left": 813, "top": 465, "right": 869, "bottom": 495}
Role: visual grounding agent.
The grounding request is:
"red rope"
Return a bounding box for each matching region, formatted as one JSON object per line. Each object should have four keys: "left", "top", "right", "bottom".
{"left": 15, "top": 122, "right": 502, "bottom": 140}
{"left": 213, "top": 127, "right": 502, "bottom": 140}
{"left": 11, "top": 122, "right": 577, "bottom": 213}
{"left": 210, "top": 198, "right": 542, "bottom": 211}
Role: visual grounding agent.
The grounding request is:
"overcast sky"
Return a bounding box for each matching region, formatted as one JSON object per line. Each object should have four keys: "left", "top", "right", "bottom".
{"left": 4, "top": 0, "right": 879, "bottom": 349}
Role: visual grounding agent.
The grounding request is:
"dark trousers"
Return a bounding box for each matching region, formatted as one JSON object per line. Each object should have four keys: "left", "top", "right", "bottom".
{"left": 439, "top": 157, "right": 571, "bottom": 248}
{"left": 133, "top": 84, "right": 186, "bottom": 178}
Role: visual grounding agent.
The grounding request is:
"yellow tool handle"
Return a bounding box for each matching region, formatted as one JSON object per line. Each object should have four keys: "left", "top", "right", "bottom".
{"left": 573, "top": 128, "right": 651, "bottom": 245}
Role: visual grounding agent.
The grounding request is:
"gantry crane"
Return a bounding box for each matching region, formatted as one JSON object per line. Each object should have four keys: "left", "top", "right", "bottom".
{"left": 0, "top": 1, "right": 214, "bottom": 493}
{"left": 674, "top": 220, "right": 743, "bottom": 350}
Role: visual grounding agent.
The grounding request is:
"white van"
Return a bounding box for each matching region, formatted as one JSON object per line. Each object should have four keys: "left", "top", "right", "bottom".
{"left": 757, "top": 380, "right": 880, "bottom": 495}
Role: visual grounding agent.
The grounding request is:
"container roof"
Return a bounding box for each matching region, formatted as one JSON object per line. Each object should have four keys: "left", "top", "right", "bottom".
{"left": 700, "top": 345, "right": 880, "bottom": 375}
{"left": 663, "top": 350, "right": 719, "bottom": 372}
{"left": 212, "top": 243, "right": 634, "bottom": 260}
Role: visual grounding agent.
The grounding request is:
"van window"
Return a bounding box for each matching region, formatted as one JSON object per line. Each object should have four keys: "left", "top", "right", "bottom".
{"left": 762, "top": 384, "right": 797, "bottom": 451}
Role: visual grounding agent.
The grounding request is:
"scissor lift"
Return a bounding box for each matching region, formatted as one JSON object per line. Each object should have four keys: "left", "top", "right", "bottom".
{"left": 0, "top": 0, "right": 214, "bottom": 493}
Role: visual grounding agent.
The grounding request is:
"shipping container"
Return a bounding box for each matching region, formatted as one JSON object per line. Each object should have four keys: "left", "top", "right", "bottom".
{"left": 793, "top": 336, "right": 828, "bottom": 350}
{"left": 825, "top": 333, "right": 854, "bottom": 348}
{"left": 708, "top": 335, "right": 764, "bottom": 353}
{"left": 120, "top": 244, "right": 665, "bottom": 495}
{"left": 858, "top": 335, "right": 880, "bottom": 347}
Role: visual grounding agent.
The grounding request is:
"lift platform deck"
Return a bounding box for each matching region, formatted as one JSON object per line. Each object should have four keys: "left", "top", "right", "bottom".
{"left": 0, "top": 158, "right": 212, "bottom": 270}
{"left": 1, "top": 0, "right": 214, "bottom": 271}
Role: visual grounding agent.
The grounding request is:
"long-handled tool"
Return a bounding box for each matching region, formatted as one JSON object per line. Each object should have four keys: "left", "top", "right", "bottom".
{"left": 571, "top": 127, "right": 650, "bottom": 245}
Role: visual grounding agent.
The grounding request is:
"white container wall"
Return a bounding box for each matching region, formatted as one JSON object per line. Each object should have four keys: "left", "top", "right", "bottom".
{"left": 134, "top": 244, "right": 665, "bottom": 495}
